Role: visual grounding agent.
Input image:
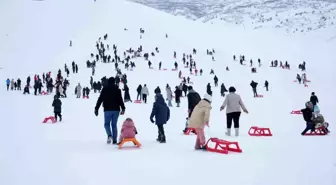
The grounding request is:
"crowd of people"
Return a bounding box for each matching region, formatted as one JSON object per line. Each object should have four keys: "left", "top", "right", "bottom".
{"left": 4, "top": 27, "right": 330, "bottom": 150}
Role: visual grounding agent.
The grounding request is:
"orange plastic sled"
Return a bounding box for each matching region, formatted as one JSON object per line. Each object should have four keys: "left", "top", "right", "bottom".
{"left": 118, "top": 138, "right": 141, "bottom": 149}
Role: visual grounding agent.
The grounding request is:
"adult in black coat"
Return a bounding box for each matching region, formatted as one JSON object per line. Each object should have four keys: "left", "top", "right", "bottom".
{"left": 95, "top": 77, "right": 126, "bottom": 144}
{"left": 136, "top": 85, "right": 142, "bottom": 100}
{"left": 250, "top": 80, "right": 258, "bottom": 97}
{"left": 174, "top": 86, "right": 182, "bottom": 107}
{"left": 310, "top": 92, "right": 319, "bottom": 106}
{"left": 220, "top": 83, "right": 228, "bottom": 97}
{"left": 52, "top": 95, "right": 62, "bottom": 122}
{"left": 300, "top": 101, "right": 314, "bottom": 135}
{"left": 187, "top": 86, "right": 201, "bottom": 118}
{"left": 206, "top": 83, "right": 212, "bottom": 96}
{"left": 123, "top": 84, "right": 132, "bottom": 102}
{"left": 154, "top": 86, "right": 161, "bottom": 94}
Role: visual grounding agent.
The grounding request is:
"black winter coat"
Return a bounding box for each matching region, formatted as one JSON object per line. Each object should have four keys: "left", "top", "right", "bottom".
{"left": 52, "top": 99, "right": 62, "bottom": 113}
{"left": 301, "top": 108, "right": 313, "bottom": 123}
{"left": 95, "top": 79, "right": 125, "bottom": 112}
{"left": 150, "top": 94, "right": 170, "bottom": 125}
{"left": 174, "top": 89, "right": 182, "bottom": 103}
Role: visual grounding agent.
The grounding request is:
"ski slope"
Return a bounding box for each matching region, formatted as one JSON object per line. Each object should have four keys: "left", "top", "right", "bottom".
{"left": 0, "top": 0, "right": 335, "bottom": 185}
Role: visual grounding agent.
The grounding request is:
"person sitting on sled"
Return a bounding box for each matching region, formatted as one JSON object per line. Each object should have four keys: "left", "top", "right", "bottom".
{"left": 312, "top": 110, "right": 330, "bottom": 134}
{"left": 188, "top": 94, "right": 212, "bottom": 150}
{"left": 118, "top": 118, "right": 137, "bottom": 144}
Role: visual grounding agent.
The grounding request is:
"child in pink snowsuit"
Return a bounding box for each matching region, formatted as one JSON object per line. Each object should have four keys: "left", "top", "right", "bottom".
{"left": 119, "top": 118, "right": 137, "bottom": 142}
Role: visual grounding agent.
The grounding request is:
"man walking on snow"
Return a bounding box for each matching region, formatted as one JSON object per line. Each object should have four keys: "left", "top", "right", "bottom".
{"left": 95, "top": 77, "right": 126, "bottom": 144}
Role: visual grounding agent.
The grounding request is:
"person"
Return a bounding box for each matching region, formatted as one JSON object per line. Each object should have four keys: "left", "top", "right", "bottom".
{"left": 188, "top": 94, "right": 212, "bottom": 150}
{"left": 183, "top": 86, "right": 201, "bottom": 133}
{"left": 300, "top": 101, "right": 315, "bottom": 135}
{"left": 150, "top": 93, "right": 170, "bottom": 143}
{"left": 118, "top": 118, "right": 138, "bottom": 144}
{"left": 6, "top": 78, "right": 10, "bottom": 91}
{"left": 220, "top": 86, "right": 248, "bottom": 136}
{"left": 52, "top": 95, "right": 62, "bottom": 122}
{"left": 310, "top": 92, "right": 319, "bottom": 106}
{"left": 95, "top": 77, "right": 125, "bottom": 144}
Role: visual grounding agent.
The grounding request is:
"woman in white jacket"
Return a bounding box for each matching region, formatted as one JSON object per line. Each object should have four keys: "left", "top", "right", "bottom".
{"left": 220, "top": 86, "right": 248, "bottom": 136}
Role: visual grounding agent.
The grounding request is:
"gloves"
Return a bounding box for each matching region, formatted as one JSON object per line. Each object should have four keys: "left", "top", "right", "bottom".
{"left": 205, "top": 122, "right": 209, "bottom": 127}
{"left": 120, "top": 110, "right": 125, "bottom": 115}
{"left": 220, "top": 106, "right": 224, "bottom": 111}
{"left": 243, "top": 109, "right": 249, "bottom": 114}
{"left": 94, "top": 109, "right": 98, "bottom": 116}
{"left": 150, "top": 118, "right": 155, "bottom": 123}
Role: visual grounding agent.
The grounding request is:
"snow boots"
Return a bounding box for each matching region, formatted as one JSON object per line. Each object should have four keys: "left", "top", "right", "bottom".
{"left": 225, "top": 128, "right": 239, "bottom": 136}
{"left": 156, "top": 133, "right": 166, "bottom": 143}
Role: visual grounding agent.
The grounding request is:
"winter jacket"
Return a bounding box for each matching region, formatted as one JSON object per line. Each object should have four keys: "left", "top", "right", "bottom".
{"left": 166, "top": 87, "right": 173, "bottom": 101}
{"left": 76, "top": 85, "right": 81, "bottom": 95}
{"left": 188, "top": 99, "right": 211, "bottom": 129}
{"left": 120, "top": 119, "right": 137, "bottom": 138}
{"left": 187, "top": 90, "right": 201, "bottom": 110}
{"left": 250, "top": 81, "right": 258, "bottom": 89}
{"left": 301, "top": 107, "right": 313, "bottom": 123}
{"left": 58, "top": 85, "right": 64, "bottom": 94}
{"left": 150, "top": 94, "right": 170, "bottom": 125}
{"left": 95, "top": 78, "right": 125, "bottom": 112}
{"left": 221, "top": 92, "right": 247, "bottom": 114}
{"left": 52, "top": 98, "right": 62, "bottom": 113}
{"left": 6, "top": 79, "right": 10, "bottom": 85}
{"left": 141, "top": 86, "right": 149, "bottom": 95}
{"left": 310, "top": 95, "right": 319, "bottom": 106}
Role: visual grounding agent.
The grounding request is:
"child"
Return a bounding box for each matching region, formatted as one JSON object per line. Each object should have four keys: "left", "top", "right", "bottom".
{"left": 150, "top": 93, "right": 170, "bottom": 143}
{"left": 118, "top": 118, "right": 137, "bottom": 143}
{"left": 188, "top": 94, "right": 212, "bottom": 150}
{"left": 52, "top": 95, "right": 62, "bottom": 122}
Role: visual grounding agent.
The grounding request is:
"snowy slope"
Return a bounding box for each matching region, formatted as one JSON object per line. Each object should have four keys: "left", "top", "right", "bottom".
{"left": 1, "top": 0, "right": 336, "bottom": 185}
{"left": 130, "top": 0, "right": 336, "bottom": 35}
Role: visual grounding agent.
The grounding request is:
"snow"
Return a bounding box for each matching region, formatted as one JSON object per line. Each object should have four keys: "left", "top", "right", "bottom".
{"left": 0, "top": 0, "right": 336, "bottom": 185}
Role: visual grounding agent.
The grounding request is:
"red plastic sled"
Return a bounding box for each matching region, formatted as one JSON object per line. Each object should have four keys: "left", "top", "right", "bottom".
{"left": 256, "top": 94, "right": 263, "bottom": 98}
{"left": 163, "top": 68, "right": 167, "bottom": 71}
{"left": 205, "top": 138, "right": 242, "bottom": 154}
{"left": 184, "top": 66, "right": 189, "bottom": 68}
{"left": 83, "top": 96, "right": 89, "bottom": 99}
{"left": 134, "top": 100, "right": 142, "bottom": 104}
{"left": 41, "top": 91, "right": 48, "bottom": 95}
{"left": 291, "top": 110, "right": 302, "bottom": 114}
{"left": 42, "top": 116, "right": 56, "bottom": 124}
{"left": 304, "top": 84, "right": 308, "bottom": 87}
{"left": 304, "top": 127, "right": 328, "bottom": 136}
{"left": 171, "top": 69, "right": 177, "bottom": 71}
{"left": 248, "top": 126, "right": 272, "bottom": 136}
{"left": 184, "top": 128, "right": 197, "bottom": 135}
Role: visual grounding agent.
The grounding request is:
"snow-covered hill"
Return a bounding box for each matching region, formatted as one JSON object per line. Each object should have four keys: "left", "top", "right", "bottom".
{"left": 0, "top": 0, "right": 336, "bottom": 185}
{"left": 130, "top": 0, "right": 336, "bottom": 34}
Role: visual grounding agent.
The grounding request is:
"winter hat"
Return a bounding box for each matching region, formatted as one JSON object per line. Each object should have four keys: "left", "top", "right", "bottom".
{"left": 229, "top": 86, "right": 236, "bottom": 93}
{"left": 203, "top": 93, "right": 212, "bottom": 103}
{"left": 311, "top": 92, "right": 315, "bottom": 95}
{"left": 154, "top": 87, "right": 161, "bottom": 94}
{"left": 188, "top": 86, "right": 193, "bottom": 91}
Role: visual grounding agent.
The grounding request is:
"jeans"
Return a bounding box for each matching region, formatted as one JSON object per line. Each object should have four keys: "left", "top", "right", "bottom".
{"left": 104, "top": 111, "right": 120, "bottom": 141}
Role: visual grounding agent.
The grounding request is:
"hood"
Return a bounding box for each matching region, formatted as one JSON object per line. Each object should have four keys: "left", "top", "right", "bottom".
{"left": 123, "top": 119, "right": 135, "bottom": 128}
{"left": 155, "top": 94, "right": 165, "bottom": 104}
{"left": 197, "top": 99, "right": 211, "bottom": 109}
{"left": 108, "top": 77, "right": 115, "bottom": 86}
{"left": 188, "top": 89, "right": 196, "bottom": 94}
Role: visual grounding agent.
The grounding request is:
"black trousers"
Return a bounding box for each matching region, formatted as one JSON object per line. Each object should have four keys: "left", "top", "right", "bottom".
{"left": 137, "top": 93, "right": 141, "bottom": 100}
{"left": 142, "top": 94, "right": 147, "bottom": 103}
{"left": 54, "top": 112, "right": 62, "bottom": 121}
{"left": 226, "top": 112, "right": 241, "bottom": 128}
{"left": 157, "top": 124, "right": 165, "bottom": 136}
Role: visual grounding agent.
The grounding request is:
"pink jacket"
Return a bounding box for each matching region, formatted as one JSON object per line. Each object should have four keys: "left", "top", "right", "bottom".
{"left": 120, "top": 119, "right": 137, "bottom": 138}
